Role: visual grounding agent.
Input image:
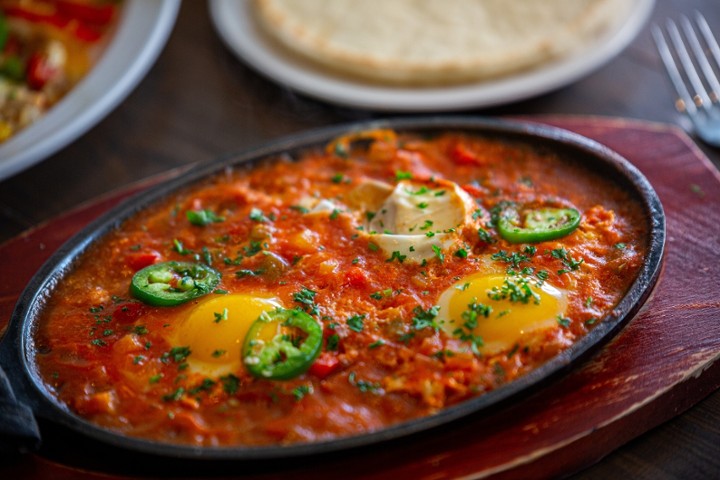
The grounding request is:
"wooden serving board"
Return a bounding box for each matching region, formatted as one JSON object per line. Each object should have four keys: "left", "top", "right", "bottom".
{"left": 1, "top": 116, "right": 719, "bottom": 479}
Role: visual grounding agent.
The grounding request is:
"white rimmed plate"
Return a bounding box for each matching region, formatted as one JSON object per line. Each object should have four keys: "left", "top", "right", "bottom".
{"left": 0, "top": 0, "right": 181, "bottom": 181}
{"left": 209, "top": 0, "right": 654, "bottom": 112}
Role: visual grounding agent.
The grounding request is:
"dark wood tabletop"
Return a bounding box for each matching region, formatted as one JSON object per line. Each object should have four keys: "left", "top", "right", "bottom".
{"left": 1, "top": 0, "right": 718, "bottom": 478}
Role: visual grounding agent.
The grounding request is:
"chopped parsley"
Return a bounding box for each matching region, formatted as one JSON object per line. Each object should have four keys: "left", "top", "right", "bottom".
{"left": 535, "top": 270, "right": 549, "bottom": 285}
{"left": 173, "top": 239, "right": 191, "bottom": 255}
{"left": 133, "top": 325, "right": 149, "bottom": 336}
{"left": 213, "top": 308, "right": 229, "bottom": 323}
{"left": 370, "top": 288, "right": 393, "bottom": 300}
{"left": 163, "top": 387, "right": 185, "bottom": 402}
{"left": 188, "top": 378, "right": 216, "bottom": 395}
{"left": 491, "top": 249, "right": 532, "bottom": 269}
{"left": 551, "top": 248, "right": 584, "bottom": 274}
{"left": 386, "top": 251, "right": 407, "bottom": 263}
{"left": 398, "top": 332, "right": 415, "bottom": 344}
{"left": 235, "top": 269, "right": 264, "bottom": 278}
{"left": 162, "top": 346, "right": 191, "bottom": 364}
{"left": 292, "top": 384, "right": 313, "bottom": 401}
{"left": 242, "top": 240, "right": 264, "bottom": 257}
{"left": 249, "top": 208, "right": 272, "bottom": 223}
{"left": 186, "top": 209, "right": 224, "bottom": 226}
{"left": 220, "top": 374, "right": 240, "bottom": 394}
{"left": 432, "top": 244, "right": 445, "bottom": 262}
{"left": 368, "top": 339, "right": 385, "bottom": 349}
{"left": 293, "top": 287, "right": 319, "bottom": 315}
{"left": 454, "top": 248, "right": 469, "bottom": 259}
{"left": 348, "top": 372, "right": 381, "bottom": 393}
{"left": 432, "top": 349, "right": 456, "bottom": 360}
{"left": 290, "top": 205, "right": 310, "bottom": 214}
{"left": 346, "top": 314, "right": 366, "bottom": 332}
{"left": 488, "top": 276, "right": 540, "bottom": 304}
{"left": 420, "top": 220, "right": 434, "bottom": 230}
{"left": 326, "top": 334, "right": 340, "bottom": 351}
{"left": 452, "top": 300, "right": 489, "bottom": 355}
{"left": 411, "top": 305, "right": 440, "bottom": 331}
{"left": 406, "top": 185, "right": 430, "bottom": 196}
{"left": 477, "top": 227, "right": 495, "bottom": 244}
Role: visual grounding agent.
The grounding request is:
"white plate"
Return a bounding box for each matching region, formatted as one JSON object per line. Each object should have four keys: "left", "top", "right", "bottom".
{"left": 209, "top": 0, "right": 654, "bottom": 112}
{"left": 0, "top": 0, "right": 181, "bottom": 181}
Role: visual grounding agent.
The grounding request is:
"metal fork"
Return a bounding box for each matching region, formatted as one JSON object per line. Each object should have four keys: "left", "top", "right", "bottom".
{"left": 652, "top": 12, "right": 720, "bottom": 147}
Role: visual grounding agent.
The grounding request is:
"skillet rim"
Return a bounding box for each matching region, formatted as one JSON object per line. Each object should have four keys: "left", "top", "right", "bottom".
{"left": 1, "top": 116, "right": 666, "bottom": 460}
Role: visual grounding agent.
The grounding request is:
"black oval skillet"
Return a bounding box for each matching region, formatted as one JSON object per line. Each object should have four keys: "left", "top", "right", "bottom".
{"left": 0, "top": 117, "right": 665, "bottom": 460}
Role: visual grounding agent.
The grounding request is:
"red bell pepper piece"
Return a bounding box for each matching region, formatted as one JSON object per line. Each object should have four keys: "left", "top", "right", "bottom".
{"left": 2, "top": 6, "right": 70, "bottom": 29}
{"left": 308, "top": 352, "right": 340, "bottom": 379}
{"left": 450, "top": 142, "right": 484, "bottom": 166}
{"left": 73, "top": 22, "right": 103, "bottom": 42}
{"left": 111, "top": 301, "right": 145, "bottom": 324}
{"left": 55, "top": 1, "right": 116, "bottom": 25}
{"left": 126, "top": 250, "right": 162, "bottom": 271}
{"left": 26, "top": 52, "right": 58, "bottom": 89}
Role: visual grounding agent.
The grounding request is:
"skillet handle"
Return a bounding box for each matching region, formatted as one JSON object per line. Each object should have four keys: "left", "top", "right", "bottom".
{"left": 0, "top": 364, "right": 40, "bottom": 453}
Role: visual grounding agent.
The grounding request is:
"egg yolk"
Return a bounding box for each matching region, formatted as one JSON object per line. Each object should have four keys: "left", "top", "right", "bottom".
{"left": 438, "top": 274, "right": 567, "bottom": 354}
{"left": 172, "top": 294, "right": 282, "bottom": 375}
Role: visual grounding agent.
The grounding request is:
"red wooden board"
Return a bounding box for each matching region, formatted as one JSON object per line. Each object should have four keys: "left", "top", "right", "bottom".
{"left": 1, "top": 116, "right": 719, "bottom": 479}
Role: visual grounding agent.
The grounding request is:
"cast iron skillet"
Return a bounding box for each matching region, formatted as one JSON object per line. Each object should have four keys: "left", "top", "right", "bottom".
{"left": 0, "top": 117, "right": 665, "bottom": 460}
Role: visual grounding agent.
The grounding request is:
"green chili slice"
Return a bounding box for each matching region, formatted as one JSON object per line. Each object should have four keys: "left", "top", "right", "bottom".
{"left": 130, "top": 261, "right": 221, "bottom": 306}
{"left": 243, "top": 308, "right": 322, "bottom": 380}
{"left": 497, "top": 207, "right": 581, "bottom": 244}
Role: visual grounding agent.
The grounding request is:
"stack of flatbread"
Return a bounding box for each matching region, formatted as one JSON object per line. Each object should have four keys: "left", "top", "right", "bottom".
{"left": 252, "top": 0, "right": 627, "bottom": 85}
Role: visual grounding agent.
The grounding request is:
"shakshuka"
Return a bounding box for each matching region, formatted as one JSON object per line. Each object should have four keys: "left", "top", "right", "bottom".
{"left": 33, "top": 128, "right": 649, "bottom": 446}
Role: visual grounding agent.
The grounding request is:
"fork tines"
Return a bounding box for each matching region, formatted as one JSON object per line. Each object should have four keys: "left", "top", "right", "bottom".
{"left": 652, "top": 11, "right": 720, "bottom": 115}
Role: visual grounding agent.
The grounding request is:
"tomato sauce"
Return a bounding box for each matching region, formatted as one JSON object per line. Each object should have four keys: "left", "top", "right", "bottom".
{"left": 34, "top": 130, "right": 649, "bottom": 446}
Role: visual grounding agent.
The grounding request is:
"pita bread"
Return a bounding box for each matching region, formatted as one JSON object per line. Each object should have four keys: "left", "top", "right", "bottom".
{"left": 252, "top": 0, "right": 628, "bottom": 85}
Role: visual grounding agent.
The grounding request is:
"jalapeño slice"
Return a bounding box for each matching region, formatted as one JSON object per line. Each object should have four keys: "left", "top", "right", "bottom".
{"left": 243, "top": 308, "right": 323, "bottom": 380}
{"left": 130, "top": 261, "right": 221, "bottom": 306}
{"left": 497, "top": 206, "right": 581, "bottom": 244}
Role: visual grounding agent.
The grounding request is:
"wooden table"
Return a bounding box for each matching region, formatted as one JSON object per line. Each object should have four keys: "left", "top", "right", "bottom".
{"left": 1, "top": 0, "right": 718, "bottom": 478}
